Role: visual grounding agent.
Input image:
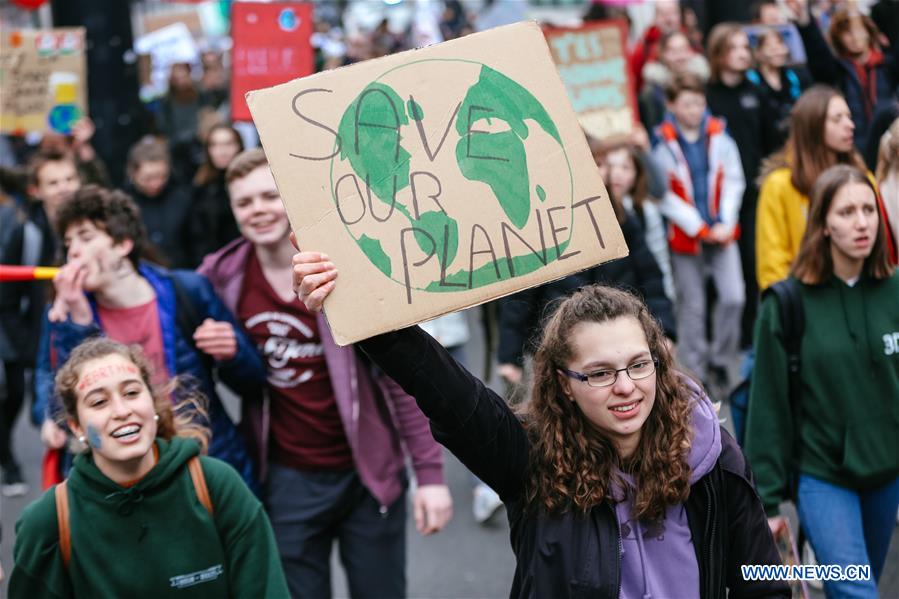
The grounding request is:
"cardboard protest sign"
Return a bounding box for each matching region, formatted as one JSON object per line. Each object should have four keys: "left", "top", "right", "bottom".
{"left": 544, "top": 20, "right": 637, "bottom": 142}
{"left": 134, "top": 22, "right": 200, "bottom": 99}
{"left": 231, "top": 2, "right": 314, "bottom": 122}
{"left": 247, "top": 21, "right": 628, "bottom": 345}
{"left": 0, "top": 28, "right": 87, "bottom": 135}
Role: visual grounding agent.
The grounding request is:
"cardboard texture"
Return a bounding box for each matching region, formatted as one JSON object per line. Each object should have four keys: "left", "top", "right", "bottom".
{"left": 231, "top": 2, "right": 314, "bottom": 122}
{"left": 247, "top": 21, "right": 628, "bottom": 345}
{"left": 544, "top": 20, "right": 636, "bottom": 142}
{"left": 0, "top": 28, "right": 87, "bottom": 135}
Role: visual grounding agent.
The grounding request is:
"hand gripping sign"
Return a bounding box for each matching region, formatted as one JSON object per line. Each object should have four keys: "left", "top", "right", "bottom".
{"left": 247, "top": 21, "right": 628, "bottom": 345}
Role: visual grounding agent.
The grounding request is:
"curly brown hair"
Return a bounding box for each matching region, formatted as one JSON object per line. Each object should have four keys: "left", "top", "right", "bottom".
{"left": 521, "top": 285, "right": 694, "bottom": 521}
{"left": 55, "top": 337, "right": 210, "bottom": 453}
{"left": 55, "top": 185, "right": 149, "bottom": 270}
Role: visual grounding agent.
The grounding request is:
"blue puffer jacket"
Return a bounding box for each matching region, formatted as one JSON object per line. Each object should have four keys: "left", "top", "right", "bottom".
{"left": 34, "top": 263, "right": 264, "bottom": 491}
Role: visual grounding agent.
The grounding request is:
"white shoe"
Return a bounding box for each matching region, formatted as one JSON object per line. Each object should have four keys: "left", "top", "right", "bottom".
{"left": 472, "top": 484, "right": 503, "bottom": 525}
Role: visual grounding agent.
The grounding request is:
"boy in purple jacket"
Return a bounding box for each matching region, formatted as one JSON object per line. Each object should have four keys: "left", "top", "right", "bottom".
{"left": 198, "top": 149, "right": 452, "bottom": 598}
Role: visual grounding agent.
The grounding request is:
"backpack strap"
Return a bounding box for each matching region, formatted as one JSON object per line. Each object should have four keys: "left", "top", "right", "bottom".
{"left": 763, "top": 277, "right": 805, "bottom": 499}
{"left": 55, "top": 481, "right": 71, "bottom": 568}
{"left": 188, "top": 456, "right": 214, "bottom": 516}
{"left": 766, "top": 278, "right": 804, "bottom": 410}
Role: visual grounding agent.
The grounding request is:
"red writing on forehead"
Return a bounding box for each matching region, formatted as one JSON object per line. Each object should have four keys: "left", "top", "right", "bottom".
{"left": 77, "top": 362, "right": 141, "bottom": 392}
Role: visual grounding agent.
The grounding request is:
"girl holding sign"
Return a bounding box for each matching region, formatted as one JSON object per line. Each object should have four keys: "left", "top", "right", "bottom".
{"left": 293, "top": 251, "right": 789, "bottom": 598}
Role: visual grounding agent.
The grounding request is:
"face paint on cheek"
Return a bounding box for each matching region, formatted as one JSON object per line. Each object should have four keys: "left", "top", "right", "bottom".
{"left": 86, "top": 424, "right": 102, "bottom": 449}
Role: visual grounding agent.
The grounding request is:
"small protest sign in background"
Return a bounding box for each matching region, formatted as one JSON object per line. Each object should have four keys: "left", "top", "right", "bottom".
{"left": 544, "top": 20, "right": 637, "bottom": 143}
{"left": 0, "top": 28, "right": 87, "bottom": 135}
{"left": 231, "top": 2, "right": 314, "bottom": 122}
{"left": 247, "top": 21, "right": 628, "bottom": 345}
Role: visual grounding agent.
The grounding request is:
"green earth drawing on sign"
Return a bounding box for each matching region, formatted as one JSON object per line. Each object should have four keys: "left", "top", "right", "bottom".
{"left": 329, "top": 59, "right": 574, "bottom": 296}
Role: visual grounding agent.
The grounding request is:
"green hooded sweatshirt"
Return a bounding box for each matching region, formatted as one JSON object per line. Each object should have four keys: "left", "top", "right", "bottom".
{"left": 10, "top": 437, "right": 288, "bottom": 598}
{"left": 746, "top": 273, "right": 899, "bottom": 516}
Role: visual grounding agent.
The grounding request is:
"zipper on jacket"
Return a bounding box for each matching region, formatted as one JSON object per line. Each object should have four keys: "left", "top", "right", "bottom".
{"left": 614, "top": 507, "right": 623, "bottom": 599}
{"left": 704, "top": 478, "right": 717, "bottom": 599}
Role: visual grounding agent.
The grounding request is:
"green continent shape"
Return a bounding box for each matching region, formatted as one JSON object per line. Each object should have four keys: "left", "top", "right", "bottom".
{"left": 338, "top": 83, "right": 412, "bottom": 214}
{"left": 454, "top": 65, "right": 562, "bottom": 230}
{"left": 414, "top": 211, "right": 459, "bottom": 267}
{"left": 358, "top": 235, "right": 392, "bottom": 277}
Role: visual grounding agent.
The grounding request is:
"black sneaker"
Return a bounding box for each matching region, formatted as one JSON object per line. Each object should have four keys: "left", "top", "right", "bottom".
{"left": 705, "top": 365, "right": 730, "bottom": 402}
{"left": 2, "top": 462, "right": 29, "bottom": 497}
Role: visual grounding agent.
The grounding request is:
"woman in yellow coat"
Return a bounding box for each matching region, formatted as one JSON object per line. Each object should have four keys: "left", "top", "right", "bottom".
{"left": 755, "top": 85, "right": 891, "bottom": 290}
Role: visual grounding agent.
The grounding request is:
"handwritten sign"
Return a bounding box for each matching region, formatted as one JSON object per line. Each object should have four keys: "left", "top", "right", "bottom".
{"left": 231, "top": 2, "right": 314, "bottom": 122}
{"left": 0, "top": 28, "right": 87, "bottom": 135}
{"left": 134, "top": 22, "right": 199, "bottom": 99}
{"left": 247, "top": 22, "right": 627, "bottom": 345}
{"left": 544, "top": 20, "right": 636, "bottom": 142}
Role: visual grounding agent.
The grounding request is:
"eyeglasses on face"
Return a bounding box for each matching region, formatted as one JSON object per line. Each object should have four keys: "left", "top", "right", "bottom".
{"left": 560, "top": 357, "right": 658, "bottom": 388}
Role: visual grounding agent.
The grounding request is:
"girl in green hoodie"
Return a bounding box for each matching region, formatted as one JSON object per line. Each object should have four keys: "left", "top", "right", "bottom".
{"left": 746, "top": 164, "right": 899, "bottom": 598}
{"left": 9, "top": 338, "right": 289, "bottom": 598}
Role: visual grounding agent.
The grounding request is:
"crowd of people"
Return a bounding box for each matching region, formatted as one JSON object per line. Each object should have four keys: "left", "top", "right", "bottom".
{"left": 0, "top": 0, "right": 898, "bottom": 597}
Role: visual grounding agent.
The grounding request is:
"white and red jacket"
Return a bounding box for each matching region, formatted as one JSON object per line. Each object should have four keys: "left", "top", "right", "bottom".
{"left": 652, "top": 117, "right": 746, "bottom": 255}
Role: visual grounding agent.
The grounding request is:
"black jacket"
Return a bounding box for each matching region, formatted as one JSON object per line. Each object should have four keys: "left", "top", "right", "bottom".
{"left": 125, "top": 180, "right": 192, "bottom": 269}
{"left": 497, "top": 215, "right": 676, "bottom": 366}
{"left": 188, "top": 176, "right": 241, "bottom": 267}
{"left": 0, "top": 202, "right": 57, "bottom": 363}
{"left": 359, "top": 326, "right": 789, "bottom": 599}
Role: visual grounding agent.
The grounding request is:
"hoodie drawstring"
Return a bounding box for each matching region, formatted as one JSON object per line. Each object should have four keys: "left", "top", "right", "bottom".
{"left": 104, "top": 487, "right": 145, "bottom": 516}
{"left": 633, "top": 516, "right": 652, "bottom": 599}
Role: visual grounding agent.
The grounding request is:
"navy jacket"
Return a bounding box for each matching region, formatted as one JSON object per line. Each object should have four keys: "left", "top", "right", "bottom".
{"left": 34, "top": 262, "right": 263, "bottom": 490}
{"left": 797, "top": 18, "right": 899, "bottom": 152}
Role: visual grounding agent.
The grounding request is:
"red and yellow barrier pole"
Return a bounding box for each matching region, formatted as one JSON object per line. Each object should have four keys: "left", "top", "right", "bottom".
{"left": 0, "top": 265, "right": 60, "bottom": 282}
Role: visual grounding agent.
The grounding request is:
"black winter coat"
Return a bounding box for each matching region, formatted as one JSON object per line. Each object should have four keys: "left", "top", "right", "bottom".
{"left": 497, "top": 214, "right": 676, "bottom": 366}
{"left": 188, "top": 175, "right": 241, "bottom": 267}
{"left": 359, "top": 326, "right": 789, "bottom": 599}
{"left": 0, "top": 202, "right": 57, "bottom": 363}
{"left": 126, "top": 180, "right": 192, "bottom": 269}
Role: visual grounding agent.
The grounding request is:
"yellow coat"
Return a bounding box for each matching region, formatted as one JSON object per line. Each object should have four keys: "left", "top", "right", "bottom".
{"left": 755, "top": 167, "right": 879, "bottom": 290}
{"left": 755, "top": 168, "right": 807, "bottom": 291}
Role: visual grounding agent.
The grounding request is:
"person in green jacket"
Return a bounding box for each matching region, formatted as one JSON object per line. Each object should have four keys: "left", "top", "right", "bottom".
{"left": 746, "top": 164, "right": 899, "bottom": 598}
{"left": 9, "top": 337, "right": 289, "bottom": 598}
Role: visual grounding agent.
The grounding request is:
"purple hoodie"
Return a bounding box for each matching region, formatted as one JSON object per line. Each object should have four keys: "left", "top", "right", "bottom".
{"left": 614, "top": 378, "right": 722, "bottom": 599}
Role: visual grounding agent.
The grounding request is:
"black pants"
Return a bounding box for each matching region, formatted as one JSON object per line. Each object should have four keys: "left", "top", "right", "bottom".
{"left": 266, "top": 464, "right": 407, "bottom": 599}
{"left": 1, "top": 360, "right": 26, "bottom": 467}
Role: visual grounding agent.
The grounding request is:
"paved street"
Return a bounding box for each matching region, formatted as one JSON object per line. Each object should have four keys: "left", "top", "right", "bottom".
{"left": 1, "top": 309, "right": 897, "bottom": 597}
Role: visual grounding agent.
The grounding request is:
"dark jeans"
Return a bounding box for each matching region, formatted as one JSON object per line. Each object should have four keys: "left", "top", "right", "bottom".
{"left": 266, "top": 464, "right": 407, "bottom": 599}
{"left": 1, "top": 360, "right": 26, "bottom": 467}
